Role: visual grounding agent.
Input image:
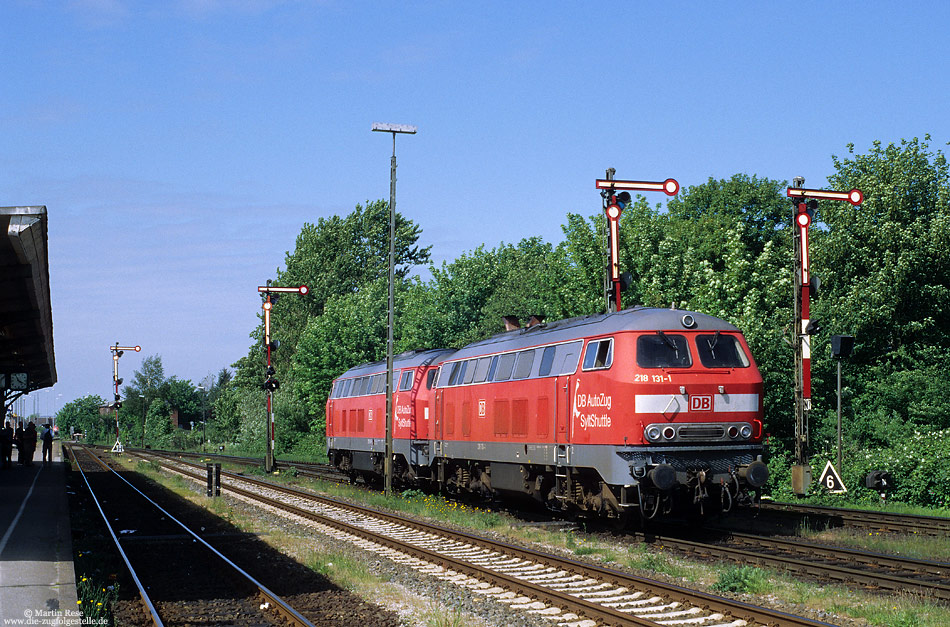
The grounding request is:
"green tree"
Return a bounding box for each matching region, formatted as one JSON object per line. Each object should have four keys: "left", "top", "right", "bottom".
{"left": 160, "top": 377, "right": 202, "bottom": 427}
{"left": 228, "top": 200, "right": 432, "bottom": 450}
{"left": 120, "top": 354, "right": 166, "bottom": 446}
{"left": 811, "top": 136, "right": 950, "bottom": 448}
{"left": 55, "top": 395, "right": 107, "bottom": 441}
{"left": 143, "top": 399, "right": 173, "bottom": 448}
{"left": 292, "top": 278, "right": 391, "bottom": 421}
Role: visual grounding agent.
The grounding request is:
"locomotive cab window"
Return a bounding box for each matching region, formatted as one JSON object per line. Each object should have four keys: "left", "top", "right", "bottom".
{"left": 637, "top": 333, "right": 692, "bottom": 368}
{"left": 582, "top": 338, "right": 613, "bottom": 371}
{"left": 399, "top": 369, "right": 414, "bottom": 391}
{"left": 426, "top": 369, "right": 437, "bottom": 389}
{"left": 696, "top": 333, "right": 750, "bottom": 368}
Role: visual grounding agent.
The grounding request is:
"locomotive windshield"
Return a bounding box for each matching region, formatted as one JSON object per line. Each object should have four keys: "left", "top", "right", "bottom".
{"left": 696, "top": 333, "right": 750, "bottom": 368}
{"left": 636, "top": 333, "right": 692, "bottom": 368}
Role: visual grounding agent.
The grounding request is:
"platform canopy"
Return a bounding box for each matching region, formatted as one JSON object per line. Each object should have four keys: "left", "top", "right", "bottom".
{"left": 1, "top": 206, "right": 56, "bottom": 394}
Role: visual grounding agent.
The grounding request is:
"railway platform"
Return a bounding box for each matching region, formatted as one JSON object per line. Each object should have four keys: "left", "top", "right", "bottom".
{"left": 0, "top": 441, "right": 77, "bottom": 622}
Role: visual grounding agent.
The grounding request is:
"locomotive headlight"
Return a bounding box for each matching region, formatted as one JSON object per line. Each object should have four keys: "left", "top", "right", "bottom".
{"left": 739, "top": 424, "right": 753, "bottom": 439}
{"left": 645, "top": 425, "right": 662, "bottom": 442}
{"left": 728, "top": 426, "right": 739, "bottom": 439}
{"left": 662, "top": 426, "right": 676, "bottom": 440}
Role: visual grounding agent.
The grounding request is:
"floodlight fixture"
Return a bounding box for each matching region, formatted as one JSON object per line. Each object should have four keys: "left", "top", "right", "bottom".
{"left": 372, "top": 122, "right": 417, "bottom": 134}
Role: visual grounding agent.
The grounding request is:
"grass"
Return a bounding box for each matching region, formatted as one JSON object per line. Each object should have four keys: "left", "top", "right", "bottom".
{"left": 712, "top": 565, "right": 770, "bottom": 594}
{"left": 624, "top": 543, "right": 693, "bottom": 580}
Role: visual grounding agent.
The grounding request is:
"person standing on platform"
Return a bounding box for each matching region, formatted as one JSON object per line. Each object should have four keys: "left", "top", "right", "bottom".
{"left": 23, "top": 422, "right": 38, "bottom": 466}
{"left": 1, "top": 420, "right": 12, "bottom": 468}
{"left": 14, "top": 422, "right": 24, "bottom": 465}
{"left": 41, "top": 423, "right": 54, "bottom": 465}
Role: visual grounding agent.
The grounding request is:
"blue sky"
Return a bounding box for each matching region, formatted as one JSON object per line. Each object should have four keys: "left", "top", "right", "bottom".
{"left": 2, "top": 1, "right": 947, "bottom": 413}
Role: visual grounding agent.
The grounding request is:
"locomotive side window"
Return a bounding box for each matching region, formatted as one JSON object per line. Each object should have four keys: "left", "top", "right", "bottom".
{"left": 487, "top": 355, "right": 499, "bottom": 381}
{"left": 512, "top": 349, "right": 535, "bottom": 379}
{"left": 462, "top": 359, "right": 478, "bottom": 384}
{"left": 538, "top": 346, "right": 557, "bottom": 377}
{"left": 494, "top": 352, "right": 516, "bottom": 381}
{"left": 556, "top": 340, "right": 583, "bottom": 375}
{"left": 472, "top": 357, "right": 492, "bottom": 383}
{"left": 373, "top": 374, "right": 386, "bottom": 394}
{"left": 342, "top": 379, "right": 352, "bottom": 397}
{"left": 582, "top": 338, "right": 614, "bottom": 370}
{"left": 447, "top": 361, "right": 465, "bottom": 386}
{"left": 637, "top": 333, "right": 692, "bottom": 368}
{"left": 696, "top": 333, "right": 750, "bottom": 368}
{"left": 426, "top": 369, "right": 437, "bottom": 389}
{"left": 399, "top": 369, "right": 414, "bottom": 391}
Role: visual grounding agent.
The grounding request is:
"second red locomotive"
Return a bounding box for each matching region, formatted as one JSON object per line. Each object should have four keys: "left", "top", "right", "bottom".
{"left": 326, "top": 306, "right": 768, "bottom": 521}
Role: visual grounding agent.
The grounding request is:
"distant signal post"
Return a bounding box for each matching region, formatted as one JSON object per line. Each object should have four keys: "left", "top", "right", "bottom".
{"left": 257, "top": 284, "right": 309, "bottom": 473}
{"left": 110, "top": 343, "right": 141, "bottom": 453}
{"left": 787, "top": 180, "right": 862, "bottom": 492}
{"left": 596, "top": 171, "right": 679, "bottom": 311}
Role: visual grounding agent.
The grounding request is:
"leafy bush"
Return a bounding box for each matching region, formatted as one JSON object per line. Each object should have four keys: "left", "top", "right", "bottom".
{"left": 811, "top": 428, "right": 950, "bottom": 509}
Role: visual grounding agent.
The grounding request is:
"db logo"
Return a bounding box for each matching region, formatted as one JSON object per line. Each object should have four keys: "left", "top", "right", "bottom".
{"left": 689, "top": 395, "right": 713, "bottom": 412}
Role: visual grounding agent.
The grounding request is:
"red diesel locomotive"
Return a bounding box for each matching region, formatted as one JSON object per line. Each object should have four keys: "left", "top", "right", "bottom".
{"left": 326, "top": 306, "right": 769, "bottom": 520}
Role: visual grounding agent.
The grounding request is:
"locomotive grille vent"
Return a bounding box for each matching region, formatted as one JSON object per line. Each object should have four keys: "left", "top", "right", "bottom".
{"left": 677, "top": 425, "right": 725, "bottom": 440}
{"left": 624, "top": 452, "right": 756, "bottom": 475}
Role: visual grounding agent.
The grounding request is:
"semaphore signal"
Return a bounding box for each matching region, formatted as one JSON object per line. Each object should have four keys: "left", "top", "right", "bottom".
{"left": 597, "top": 170, "right": 680, "bottom": 312}
{"left": 787, "top": 179, "right": 863, "bottom": 494}
{"left": 256, "top": 284, "right": 309, "bottom": 472}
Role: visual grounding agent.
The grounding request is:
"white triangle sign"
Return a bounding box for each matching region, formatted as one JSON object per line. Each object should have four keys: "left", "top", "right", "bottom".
{"left": 818, "top": 460, "right": 847, "bottom": 493}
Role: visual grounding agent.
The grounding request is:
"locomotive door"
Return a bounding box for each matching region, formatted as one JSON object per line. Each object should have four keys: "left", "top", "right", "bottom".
{"left": 555, "top": 375, "right": 571, "bottom": 443}
{"left": 434, "top": 388, "right": 444, "bottom": 440}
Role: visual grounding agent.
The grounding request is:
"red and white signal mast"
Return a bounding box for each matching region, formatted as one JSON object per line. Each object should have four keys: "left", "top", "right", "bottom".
{"left": 787, "top": 178, "right": 863, "bottom": 493}
{"left": 596, "top": 169, "right": 679, "bottom": 311}
{"left": 257, "top": 283, "right": 309, "bottom": 472}
{"left": 109, "top": 343, "right": 141, "bottom": 453}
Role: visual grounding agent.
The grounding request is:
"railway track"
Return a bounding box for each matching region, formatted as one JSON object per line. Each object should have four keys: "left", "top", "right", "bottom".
{"left": 66, "top": 445, "right": 399, "bottom": 627}
{"left": 748, "top": 501, "right": 950, "bottom": 537}
{"left": 631, "top": 527, "right": 950, "bottom": 603}
{"left": 132, "top": 449, "right": 842, "bottom": 627}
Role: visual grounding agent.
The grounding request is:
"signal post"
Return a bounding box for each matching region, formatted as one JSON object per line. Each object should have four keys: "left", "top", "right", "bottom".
{"left": 787, "top": 180, "right": 862, "bottom": 494}
{"left": 109, "top": 343, "right": 141, "bottom": 452}
{"left": 257, "top": 284, "right": 309, "bottom": 473}
{"left": 596, "top": 170, "right": 679, "bottom": 312}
